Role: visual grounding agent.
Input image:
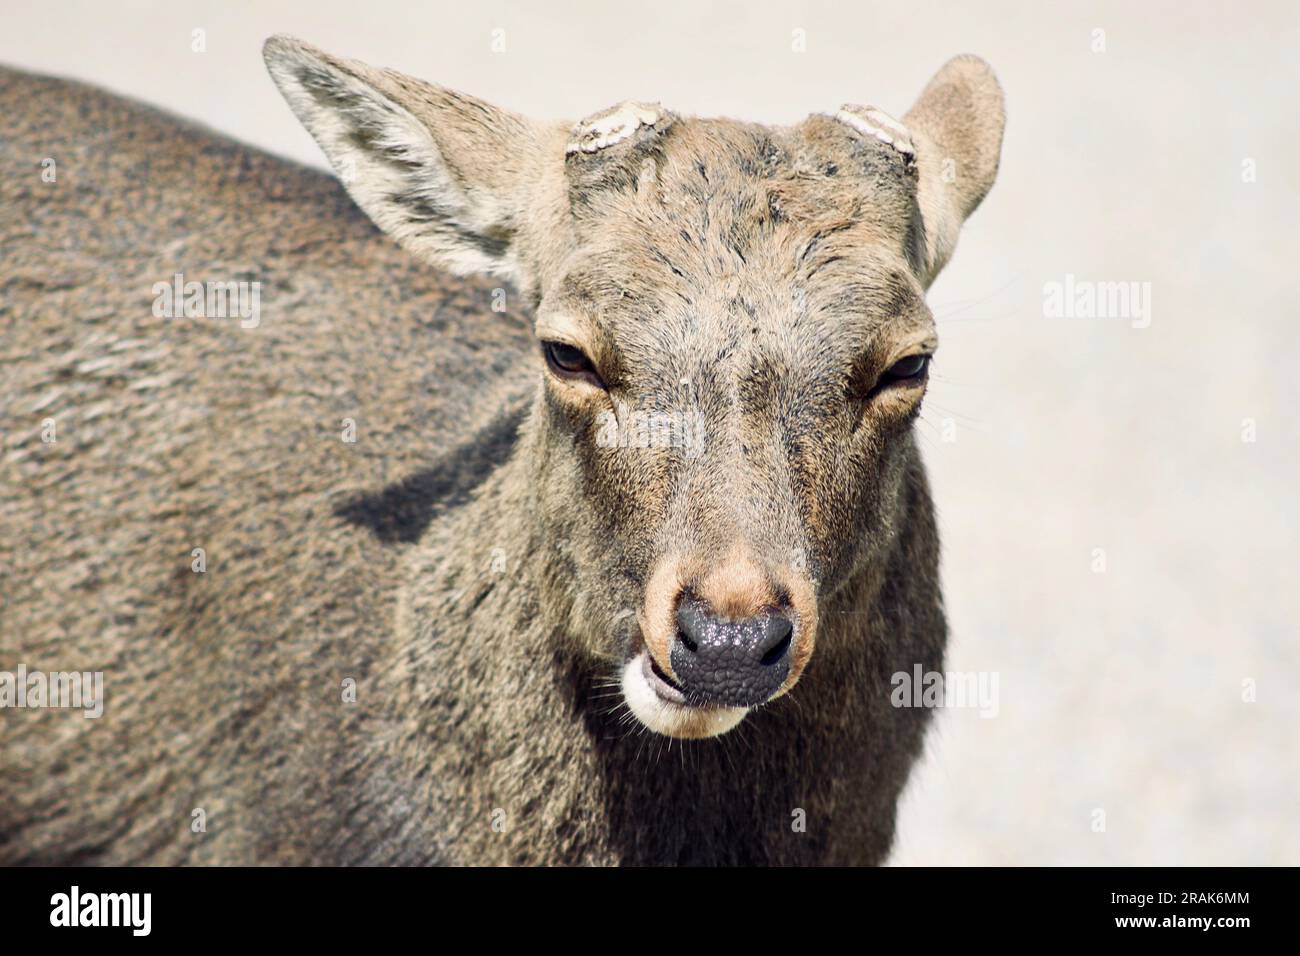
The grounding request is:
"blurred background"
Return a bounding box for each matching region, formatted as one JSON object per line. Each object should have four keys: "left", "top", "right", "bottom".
{"left": 3, "top": 0, "right": 1295, "bottom": 864}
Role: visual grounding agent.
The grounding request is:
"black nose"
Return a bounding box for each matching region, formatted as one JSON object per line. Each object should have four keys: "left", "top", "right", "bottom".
{"left": 669, "top": 594, "right": 795, "bottom": 707}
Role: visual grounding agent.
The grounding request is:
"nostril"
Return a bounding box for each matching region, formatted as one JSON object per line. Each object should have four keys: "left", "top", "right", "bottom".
{"left": 759, "top": 630, "right": 792, "bottom": 666}
{"left": 758, "top": 615, "right": 794, "bottom": 666}
{"left": 674, "top": 593, "right": 707, "bottom": 654}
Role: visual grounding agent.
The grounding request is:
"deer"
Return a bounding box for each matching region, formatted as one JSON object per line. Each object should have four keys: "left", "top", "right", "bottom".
{"left": 0, "top": 36, "right": 1003, "bottom": 865}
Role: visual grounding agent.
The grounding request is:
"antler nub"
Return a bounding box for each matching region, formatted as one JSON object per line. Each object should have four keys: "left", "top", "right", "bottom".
{"left": 566, "top": 101, "right": 669, "bottom": 155}
{"left": 834, "top": 105, "right": 917, "bottom": 167}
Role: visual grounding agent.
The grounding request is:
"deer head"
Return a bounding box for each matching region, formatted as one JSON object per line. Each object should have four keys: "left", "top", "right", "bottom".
{"left": 265, "top": 36, "right": 1004, "bottom": 738}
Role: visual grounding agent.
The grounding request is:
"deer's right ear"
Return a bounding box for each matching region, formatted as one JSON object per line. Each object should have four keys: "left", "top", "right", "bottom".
{"left": 263, "top": 35, "right": 545, "bottom": 283}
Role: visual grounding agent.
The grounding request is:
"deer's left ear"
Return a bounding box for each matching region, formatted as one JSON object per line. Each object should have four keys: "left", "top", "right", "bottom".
{"left": 902, "top": 55, "right": 1006, "bottom": 285}
{"left": 263, "top": 35, "right": 548, "bottom": 284}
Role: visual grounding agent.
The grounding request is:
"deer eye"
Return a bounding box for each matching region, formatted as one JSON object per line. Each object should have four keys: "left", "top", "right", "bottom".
{"left": 856, "top": 353, "right": 931, "bottom": 404}
{"left": 880, "top": 354, "right": 930, "bottom": 385}
{"left": 542, "top": 340, "right": 603, "bottom": 386}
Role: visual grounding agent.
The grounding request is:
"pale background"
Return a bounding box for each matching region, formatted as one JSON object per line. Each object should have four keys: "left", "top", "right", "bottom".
{"left": 3, "top": 0, "right": 1295, "bottom": 864}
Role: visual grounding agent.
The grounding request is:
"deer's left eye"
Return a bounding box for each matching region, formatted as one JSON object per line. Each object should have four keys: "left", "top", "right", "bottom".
{"left": 881, "top": 354, "right": 930, "bottom": 384}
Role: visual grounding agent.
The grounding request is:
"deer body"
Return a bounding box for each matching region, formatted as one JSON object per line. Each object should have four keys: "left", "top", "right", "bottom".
{"left": 0, "top": 39, "right": 1002, "bottom": 864}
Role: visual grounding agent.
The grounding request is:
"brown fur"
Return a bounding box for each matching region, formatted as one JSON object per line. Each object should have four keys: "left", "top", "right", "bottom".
{"left": 0, "top": 39, "right": 1003, "bottom": 864}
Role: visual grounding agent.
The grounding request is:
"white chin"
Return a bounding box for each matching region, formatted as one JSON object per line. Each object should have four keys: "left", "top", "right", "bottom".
{"left": 620, "top": 653, "right": 748, "bottom": 739}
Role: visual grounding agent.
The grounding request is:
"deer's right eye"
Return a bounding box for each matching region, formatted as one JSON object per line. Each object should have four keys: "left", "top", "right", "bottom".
{"left": 542, "top": 340, "right": 603, "bottom": 387}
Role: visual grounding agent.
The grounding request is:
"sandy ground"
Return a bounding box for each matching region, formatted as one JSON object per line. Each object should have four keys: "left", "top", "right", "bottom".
{"left": 2, "top": 0, "right": 1296, "bottom": 864}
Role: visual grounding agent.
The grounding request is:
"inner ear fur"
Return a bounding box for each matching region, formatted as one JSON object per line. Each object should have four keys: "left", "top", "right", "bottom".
{"left": 263, "top": 34, "right": 553, "bottom": 283}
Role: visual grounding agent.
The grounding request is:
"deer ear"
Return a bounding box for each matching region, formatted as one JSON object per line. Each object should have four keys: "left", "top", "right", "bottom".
{"left": 263, "top": 35, "right": 543, "bottom": 282}
{"left": 902, "top": 55, "right": 1005, "bottom": 285}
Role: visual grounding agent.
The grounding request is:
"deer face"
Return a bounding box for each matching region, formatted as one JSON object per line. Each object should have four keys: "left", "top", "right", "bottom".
{"left": 267, "top": 37, "right": 1004, "bottom": 739}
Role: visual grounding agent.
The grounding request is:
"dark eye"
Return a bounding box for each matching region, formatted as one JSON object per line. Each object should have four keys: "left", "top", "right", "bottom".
{"left": 881, "top": 354, "right": 930, "bottom": 384}
{"left": 542, "top": 340, "right": 602, "bottom": 385}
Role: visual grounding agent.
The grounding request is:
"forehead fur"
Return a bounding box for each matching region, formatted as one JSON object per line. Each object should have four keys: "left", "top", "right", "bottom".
{"left": 567, "top": 115, "right": 919, "bottom": 265}
{"left": 548, "top": 116, "right": 930, "bottom": 371}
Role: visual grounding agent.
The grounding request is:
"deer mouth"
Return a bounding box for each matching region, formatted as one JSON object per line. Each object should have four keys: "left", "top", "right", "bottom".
{"left": 642, "top": 651, "right": 687, "bottom": 704}
{"left": 620, "top": 649, "right": 748, "bottom": 739}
